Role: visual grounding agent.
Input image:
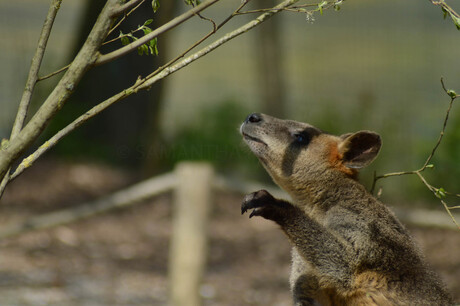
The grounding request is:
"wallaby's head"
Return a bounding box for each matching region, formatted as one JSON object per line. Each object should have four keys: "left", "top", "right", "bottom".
{"left": 240, "top": 113, "right": 381, "bottom": 199}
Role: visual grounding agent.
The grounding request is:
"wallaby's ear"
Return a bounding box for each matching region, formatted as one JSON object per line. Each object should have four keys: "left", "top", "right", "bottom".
{"left": 338, "top": 131, "right": 381, "bottom": 169}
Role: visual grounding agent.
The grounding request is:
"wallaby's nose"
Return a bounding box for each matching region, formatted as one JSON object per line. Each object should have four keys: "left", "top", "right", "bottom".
{"left": 245, "top": 113, "right": 262, "bottom": 124}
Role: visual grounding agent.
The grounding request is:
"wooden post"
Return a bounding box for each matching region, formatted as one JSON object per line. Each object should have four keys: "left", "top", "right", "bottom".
{"left": 169, "top": 162, "right": 214, "bottom": 306}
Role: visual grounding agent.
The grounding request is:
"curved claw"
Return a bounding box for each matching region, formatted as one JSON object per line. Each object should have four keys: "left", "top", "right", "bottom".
{"left": 249, "top": 208, "right": 260, "bottom": 218}
{"left": 241, "top": 192, "right": 261, "bottom": 215}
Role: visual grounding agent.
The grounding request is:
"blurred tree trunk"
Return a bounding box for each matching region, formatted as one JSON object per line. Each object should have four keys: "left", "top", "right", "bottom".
{"left": 47, "top": 0, "right": 177, "bottom": 170}
{"left": 254, "top": 0, "right": 286, "bottom": 118}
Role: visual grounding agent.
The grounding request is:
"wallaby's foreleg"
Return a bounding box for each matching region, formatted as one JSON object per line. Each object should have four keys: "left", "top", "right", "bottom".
{"left": 242, "top": 190, "right": 353, "bottom": 291}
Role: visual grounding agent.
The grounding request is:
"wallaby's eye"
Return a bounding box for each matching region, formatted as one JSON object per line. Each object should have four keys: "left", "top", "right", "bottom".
{"left": 293, "top": 132, "right": 310, "bottom": 145}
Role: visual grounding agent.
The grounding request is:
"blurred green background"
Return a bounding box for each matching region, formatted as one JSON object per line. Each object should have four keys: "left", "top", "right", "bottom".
{"left": 1, "top": 0, "right": 459, "bottom": 206}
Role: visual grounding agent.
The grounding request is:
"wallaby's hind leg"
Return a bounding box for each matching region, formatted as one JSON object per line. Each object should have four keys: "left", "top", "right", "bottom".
{"left": 292, "top": 274, "right": 322, "bottom": 306}
{"left": 291, "top": 248, "right": 328, "bottom": 306}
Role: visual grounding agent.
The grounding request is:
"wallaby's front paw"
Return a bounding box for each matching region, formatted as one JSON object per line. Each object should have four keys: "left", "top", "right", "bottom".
{"left": 241, "top": 190, "right": 290, "bottom": 222}
{"left": 241, "top": 189, "right": 275, "bottom": 217}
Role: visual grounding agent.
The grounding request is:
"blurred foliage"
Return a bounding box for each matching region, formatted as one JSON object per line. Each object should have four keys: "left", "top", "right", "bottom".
{"left": 42, "top": 106, "right": 121, "bottom": 164}
{"left": 157, "top": 100, "right": 267, "bottom": 180}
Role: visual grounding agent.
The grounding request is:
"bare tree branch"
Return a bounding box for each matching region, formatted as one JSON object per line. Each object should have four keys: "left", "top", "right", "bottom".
{"left": 111, "top": 0, "right": 145, "bottom": 17}
{"left": 12, "top": 0, "right": 62, "bottom": 137}
{"left": 36, "top": 0, "right": 148, "bottom": 82}
{"left": 37, "top": 64, "right": 70, "bottom": 82}
{"left": 372, "top": 78, "right": 459, "bottom": 230}
{"left": 137, "top": 0, "right": 300, "bottom": 91}
{"left": 6, "top": 0, "right": 298, "bottom": 184}
{"left": 0, "top": 0, "right": 120, "bottom": 182}
{"left": 9, "top": 85, "right": 135, "bottom": 181}
{"left": 107, "top": 0, "right": 146, "bottom": 37}
{"left": 0, "top": 0, "right": 62, "bottom": 198}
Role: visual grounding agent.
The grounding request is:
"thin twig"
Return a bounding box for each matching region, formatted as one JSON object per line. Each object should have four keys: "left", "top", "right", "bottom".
{"left": 9, "top": 83, "right": 137, "bottom": 181}
{"left": 96, "top": 0, "right": 220, "bottom": 66}
{"left": 196, "top": 12, "right": 217, "bottom": 31}
{"left": 0, "top": 0, "right": 62, "bottom": 198}
{"left": 429, "top": 0, "right": 460, "bottom": 18}
{"left": 110, "top": 0, "right": 145, "bottom": 17}
{"left": 37, "top": 64, "right": 70, "bottom": 82}
{"left": 137, "top": 0, "right": 299, "bottom": 91}
{"left": 236, "top": 1, "right": 337, "bottom": 15}
{"left": 237, "top": 7, "right": 291, "bottom": 14}
{"left": 0, "top": 0, "right": 120, "bottom": 185}
{"left": 421, "top": 78, "right": 454, "bottom": 169}
{"left": 37, "top": 0, "right": 147, "bottom": 83}
{"left": 186, "top": 0, "right": 218, "bottom": 31}
{"left": 415, "top": 172, "right": 460, "bottom": 230}
{"left": 372, "top": 78, "right": 459, "bottom": 229}
{"left": 140, "top": 0, "right": 250, "bottom": 85}
{"left": 12, "top": 0, "right": 63, "bottom": 137}
{"left": 107, "top": 0, "right": 146, "bottom": 38}
{"left": 103, "top": 27, "right": 143, "bottom": 46}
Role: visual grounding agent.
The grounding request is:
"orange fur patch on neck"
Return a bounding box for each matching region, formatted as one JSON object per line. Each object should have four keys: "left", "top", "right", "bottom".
{"left": 329, "top": 142, "right": 358, "bottom": 178}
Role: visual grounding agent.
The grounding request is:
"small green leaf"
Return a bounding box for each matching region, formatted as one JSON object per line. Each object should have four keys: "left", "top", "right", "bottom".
{"left": 435, "top": 187, "right": 446, "bottom": 199}
{"left": 184, "top": 0, "right": 201, "bottom": 6}
{"left": 144, "top": 19, "right": 153, "bottom": 26}
{"left": 426, "top": 164, "right": 435, "bottom": 169}
{"left": 152, "top": 0, "right": 160, "bottom": 13}
{"left": 442, "top": 7, "right": 448, "bottom": 20}
{"left": 334, "top": 0, "right": 342, "bottom": 11}
{"left": 442, "top": 8, "right": 460, "bottom": 30}
{"left": 138, "top": 44, "right": 149, "bottom": 55}
{"left": 450, "top": 14, "right": 460, "bottom": 30}
{"left": 151, "top": 37, "right": 158, "bottom": 55}
{"left": 149, "top": 37, "right": 157, "bottom": 48}
{"left": 447, "top": 89, "right": 457, "bottom": 98}
{"left": 318, "top": 1, "right": 327, "bottom": 16}
{"left": 120, "top": 36, "right": 130, "bottom": 46}
{"left": 142, "top": 26, "right": 152, "bottom": 35}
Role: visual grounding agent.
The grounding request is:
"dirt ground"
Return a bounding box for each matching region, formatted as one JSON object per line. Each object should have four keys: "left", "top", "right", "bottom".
{"left": 0, "top": 160, "right": 458, "bottom": 305}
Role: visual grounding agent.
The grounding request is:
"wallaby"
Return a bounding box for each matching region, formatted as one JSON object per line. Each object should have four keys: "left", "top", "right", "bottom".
{"left": 240, "top": 113, "right": 453, "bottom": 305}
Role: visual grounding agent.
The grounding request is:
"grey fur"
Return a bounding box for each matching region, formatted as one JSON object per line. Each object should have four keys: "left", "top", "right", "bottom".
{"left": 240, "top": 113, "right": 453, "bottom": 305}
